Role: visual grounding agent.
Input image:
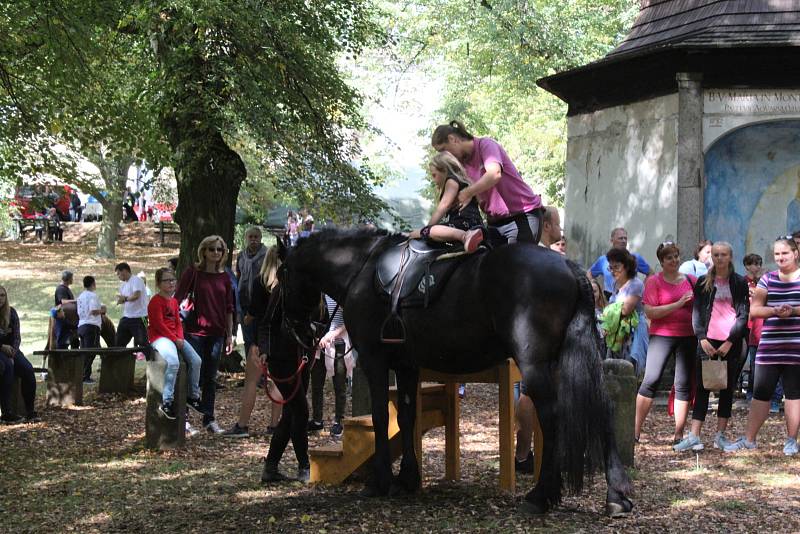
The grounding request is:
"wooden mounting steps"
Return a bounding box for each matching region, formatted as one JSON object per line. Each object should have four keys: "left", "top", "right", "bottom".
{"left": 309, "top": 383, "right": 445, "bottom": 485}
{"left": 309, "top": 359, "right": 541, "bottom": 493}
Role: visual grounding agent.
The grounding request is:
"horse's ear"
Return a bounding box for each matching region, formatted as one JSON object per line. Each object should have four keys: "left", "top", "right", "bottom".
{"left": 277, "top": 237, "right": 288, "bottom": 261}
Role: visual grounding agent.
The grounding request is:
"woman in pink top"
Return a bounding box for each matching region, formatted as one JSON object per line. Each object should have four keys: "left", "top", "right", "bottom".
{"left": 431, "top": 121, "right": 543, "bottom": 244}
{"left": 635, "top": 242, "right": 697, "bottom": 444}
{"left": 673, "top": 241, "right": 750, "bottom": 453}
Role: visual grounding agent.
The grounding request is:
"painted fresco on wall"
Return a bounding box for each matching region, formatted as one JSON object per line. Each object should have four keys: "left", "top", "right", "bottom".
{"left": 704, "top": 120, "right": 800, "bottom": 268}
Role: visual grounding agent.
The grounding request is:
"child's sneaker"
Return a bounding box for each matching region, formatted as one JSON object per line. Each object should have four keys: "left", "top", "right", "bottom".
{"left": 783, "top": 437, "right": 799, "bottom": 456}
{"left": 724, "top": 436, "right": 757, "bottom": 453}
{"left": 673, "top": 432, "right": 704, "bottom": 452}
{"left": 158, "top": 402, "right": 177, "bottom": 420}
{"left": 713, "top": 431, "right": 732, "bottom": 450}
{"left": 464, "top": 229, "right": 484, "bottom": 254}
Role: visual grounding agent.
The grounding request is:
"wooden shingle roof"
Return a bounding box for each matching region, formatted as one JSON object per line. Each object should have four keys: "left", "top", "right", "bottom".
{"left": 538, "top": 0, "right": 800, "bottom": 115}
{"left": 611, "top": 0, "right": 800, "bottom": 57}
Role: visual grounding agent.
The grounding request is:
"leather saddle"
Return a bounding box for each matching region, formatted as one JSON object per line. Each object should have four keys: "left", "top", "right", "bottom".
{"left": 375, "top": 239, "right": 473, "bottom": 343}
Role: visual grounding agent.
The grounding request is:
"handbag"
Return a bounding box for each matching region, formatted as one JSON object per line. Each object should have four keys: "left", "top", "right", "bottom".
{"left": 179, "top": 267, "right": 199, "bottom": 328}
{"left": 702, "top": 356, "right": 728, "bottom": 391}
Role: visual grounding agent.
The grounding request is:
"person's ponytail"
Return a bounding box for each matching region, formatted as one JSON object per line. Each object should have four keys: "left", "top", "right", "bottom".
{"left": 432, "top": 120, "right": 474, "bottom": 146}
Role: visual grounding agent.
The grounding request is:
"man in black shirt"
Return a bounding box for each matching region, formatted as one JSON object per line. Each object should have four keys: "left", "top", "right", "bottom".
{"left": 54, "top": 270, "right": 78, "bottom": 349}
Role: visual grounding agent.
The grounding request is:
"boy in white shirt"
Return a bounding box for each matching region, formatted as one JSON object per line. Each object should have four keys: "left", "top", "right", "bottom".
{"left": 114, "top": 262, "right": 149, "bottom": 353}
{"left": 76, "top": 276, "right": 106, "bottom": 383}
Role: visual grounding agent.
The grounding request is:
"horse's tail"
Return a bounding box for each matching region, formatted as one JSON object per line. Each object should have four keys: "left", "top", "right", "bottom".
{"left": 557, "top": 260, "right": 610, "bottom": 494}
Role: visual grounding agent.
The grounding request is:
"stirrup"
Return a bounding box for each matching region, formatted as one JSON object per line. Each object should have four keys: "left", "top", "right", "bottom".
{"left": 380, "top": 313, "right": 406, "bottom": 344}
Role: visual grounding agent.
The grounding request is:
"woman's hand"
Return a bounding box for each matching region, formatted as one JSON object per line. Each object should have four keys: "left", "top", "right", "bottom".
{"left": 243, "top": 314, "right": 254, "bottom": 326}
{"left": 318, "top": 331, "right": 336, "bottom": 350}
{"left": 776, "top": 304, "right": 793, "bottom": 318}
{"left": 700, "top": 339, "right": 717, "bottom": 357}
{"left": 716, "top": 341, "right": 733, "bottom": 358}
{"left": 225, "top": 335, "right": 234, "bottom": 355}
{"left": 676, "top": 291, "right": 693, "bottom": 306}
{"left": 457, "top": 188, "right": 475, "bottom": 212}
{"left": 408, "top": 229, "right": 421, "bottom": 239}
{"left": 0, "top": 344, "right": 14, "bottom": 357}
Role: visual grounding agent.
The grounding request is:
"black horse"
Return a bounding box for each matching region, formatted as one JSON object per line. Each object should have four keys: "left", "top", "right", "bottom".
{"left": 279, "top": 228, "right": 632, "bottom": 516}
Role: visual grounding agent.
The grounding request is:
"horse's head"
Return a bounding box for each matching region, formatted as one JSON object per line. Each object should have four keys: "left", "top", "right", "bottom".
{"left": 278, "top": 243, "right": 326, "bottom": 349}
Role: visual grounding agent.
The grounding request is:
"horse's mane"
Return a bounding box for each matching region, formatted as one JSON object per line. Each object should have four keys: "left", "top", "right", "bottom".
{"left": 295, "top": 227, "right": 407, "bottom": 250}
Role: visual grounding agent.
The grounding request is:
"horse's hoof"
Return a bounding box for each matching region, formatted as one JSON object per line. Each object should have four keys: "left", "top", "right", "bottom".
{"left": 519, "top": 499, "right": 549, "bottom": 516}
{"left": 605, "top": 498, "right": 633, "bottom": 518}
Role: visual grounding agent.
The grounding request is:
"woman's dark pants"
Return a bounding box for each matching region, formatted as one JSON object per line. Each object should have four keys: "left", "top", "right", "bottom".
{"left": 186, "top": 334, "right": 224, "bottom": 426}
{"left": 265, "top": 357, "right": 311, "bottom": 470}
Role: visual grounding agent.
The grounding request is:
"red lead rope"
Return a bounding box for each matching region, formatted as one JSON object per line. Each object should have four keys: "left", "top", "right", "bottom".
{"left": 259, "top": 350, "right": 313, "bottom": 405}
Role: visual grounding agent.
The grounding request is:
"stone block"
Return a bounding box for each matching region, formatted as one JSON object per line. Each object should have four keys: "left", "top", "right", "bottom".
{"left": 99, "top": 354, "right": 136, "bottom": 394}
{"left": 145, "top": 350, "right": 186, "bottom": 450}
{"left": 46, "top": 354, "right": 83, "bottom": 407}
{"left": 603, "top": 358, "right": 637, "bottom": 467}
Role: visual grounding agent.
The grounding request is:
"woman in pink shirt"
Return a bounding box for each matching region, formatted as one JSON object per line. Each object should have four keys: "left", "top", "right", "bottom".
{"left": 431, "top": 121, "right": 543, "bottom": 244}
{"left": 673, "top": 241, "right": 750, "bottom": 453}
{"left": 635, "top": 242, "right": 697, "bottom": 444}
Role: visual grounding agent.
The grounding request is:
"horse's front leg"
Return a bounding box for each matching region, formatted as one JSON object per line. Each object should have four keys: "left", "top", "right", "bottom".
{"left": 362, "top": 358, "right": 392, "bottom": 497}
{"left": 391, "top": 365, "right": 421, "bottom": 495}
{"left": 603, "top": 402, "right": 634, "bottom": 517}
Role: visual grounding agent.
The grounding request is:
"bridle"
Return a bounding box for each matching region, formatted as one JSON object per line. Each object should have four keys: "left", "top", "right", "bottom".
{"left": 278, "top": 235, "right": 386, "bottom": 352}
{"left": 260, "top": 235, "right": 386, "bottom": 404}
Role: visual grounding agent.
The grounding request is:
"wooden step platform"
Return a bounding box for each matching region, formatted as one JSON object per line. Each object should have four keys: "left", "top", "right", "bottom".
{"left": 310, "top": 383, "right": 445, "bottom": 485}
{"left": 309, "top": 359, "right": 540, "bottom": 492}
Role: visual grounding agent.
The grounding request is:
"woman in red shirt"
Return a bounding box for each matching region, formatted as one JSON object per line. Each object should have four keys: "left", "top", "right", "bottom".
{"left": 635, "top": 242, "right": 697, "bottom": 444}
{"left": 175, "top": 235, "right": 235, "bottom": 434}
{"left": 148, "top": 268, "right": 203, "bottom": 420}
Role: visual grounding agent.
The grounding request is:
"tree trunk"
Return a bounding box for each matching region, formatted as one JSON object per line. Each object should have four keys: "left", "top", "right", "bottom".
{"left": 170, "top": 129, "right": 245, "bottom": 273}
{"left": 95, "top": 156, "right": 132, "bottom": 259}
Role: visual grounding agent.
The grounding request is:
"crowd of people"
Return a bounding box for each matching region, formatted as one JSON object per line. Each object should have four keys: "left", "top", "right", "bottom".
{"left": 594, "top": 232, "right": 800, "bottom": 457}
{"left": 2, "top": 119, "right": 799, "bottom": 489}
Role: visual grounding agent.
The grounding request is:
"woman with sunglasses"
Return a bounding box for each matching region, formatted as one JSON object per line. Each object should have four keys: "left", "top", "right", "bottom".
{"left": 674, "top": 241, "right": 749, "bottom": 452}
{"left": 635, "top": 242, "right": 697, "bottom": 444}
{"left": 726, "top": 237, "right": 800, "bottom": 455}
{"left": 175, "top": 235, "right": 235, "bottom": 434}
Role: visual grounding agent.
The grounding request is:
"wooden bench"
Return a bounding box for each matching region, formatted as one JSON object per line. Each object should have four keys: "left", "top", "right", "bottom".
{"left": 153, "top": 221, "right": 181, "bottom": 246}
{"left": 34, "top": 346, "right": 150, "bottom": 407}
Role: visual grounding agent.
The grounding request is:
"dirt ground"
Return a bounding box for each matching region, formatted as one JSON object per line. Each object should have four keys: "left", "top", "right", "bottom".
{"left": 1, "top": 240, "right": 800, "bottom": 533}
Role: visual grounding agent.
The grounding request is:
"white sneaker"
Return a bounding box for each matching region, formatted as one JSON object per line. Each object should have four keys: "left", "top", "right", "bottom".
{"left": 673, "top": 432, "right": 704, "bottom": 452}
{"left": 205, "top": 420, "right": 223, "bottom": 434}
{"left": 783, "top": 437, "right": 799, "bottom": 456}
{"left": 185, "top": 421, "right": 200, "bottom": 438}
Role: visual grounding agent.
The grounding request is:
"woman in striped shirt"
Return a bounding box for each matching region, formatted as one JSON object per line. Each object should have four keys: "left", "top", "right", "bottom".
{"left": 726, "top": 237, "right": 800, "bottom": 455}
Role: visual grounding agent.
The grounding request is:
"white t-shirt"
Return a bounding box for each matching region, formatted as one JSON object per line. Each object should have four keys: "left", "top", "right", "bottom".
{"left": 120, "top": 275, "right": 148, "bottom": 318}
{"left": 77, "top": 290, "right": 102, "bottom": 328}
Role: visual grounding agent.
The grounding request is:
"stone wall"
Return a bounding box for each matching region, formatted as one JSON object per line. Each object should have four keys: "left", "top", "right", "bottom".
{"left": 564, "top": 94, "right": 679, "bottom": 275}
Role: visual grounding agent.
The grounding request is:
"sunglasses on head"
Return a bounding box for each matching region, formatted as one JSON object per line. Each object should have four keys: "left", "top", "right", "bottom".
{"left": 776, "top": 235, "right": 795, "bottom": 241}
